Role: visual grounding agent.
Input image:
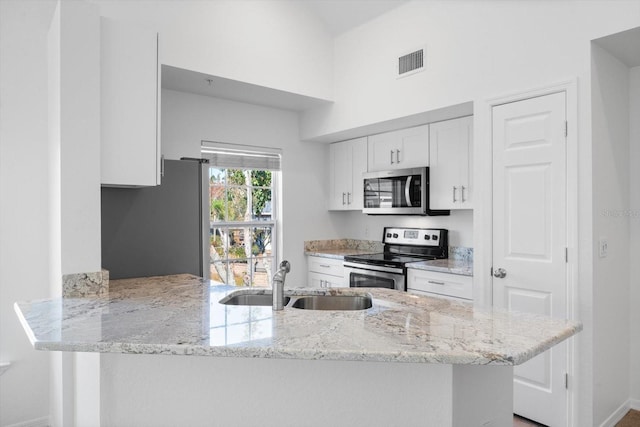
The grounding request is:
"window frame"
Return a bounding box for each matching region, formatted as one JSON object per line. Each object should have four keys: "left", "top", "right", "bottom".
{"left": 203, "top": 142, "right": 281, "bottom": 287}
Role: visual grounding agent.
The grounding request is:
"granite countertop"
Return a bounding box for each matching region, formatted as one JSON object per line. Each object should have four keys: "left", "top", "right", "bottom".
{"left": 15, "top": 274, "right": 581, "bottom": 365}
{"left": 305, "top": 248, "right": 381, "bottom": 259}
{"left": 304, "top": 239, "right": 383, "bottom": 259}
{"left": 407, "top": 259, "right": 473, "bottom": 276}
{"left": 305, "top": 240, "right": 474, "bottom": 276}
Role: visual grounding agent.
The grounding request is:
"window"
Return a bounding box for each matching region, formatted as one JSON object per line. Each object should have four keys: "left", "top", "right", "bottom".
{"left": 202, "top": 142, "right": 280, "bottom": 287}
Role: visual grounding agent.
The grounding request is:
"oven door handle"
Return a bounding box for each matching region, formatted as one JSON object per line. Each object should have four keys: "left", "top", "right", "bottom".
{"left": 405, "top": 175, "right": 413, "bottom": 207}
{"left": 343, "top": 262, "right": 404, "bottom": 275}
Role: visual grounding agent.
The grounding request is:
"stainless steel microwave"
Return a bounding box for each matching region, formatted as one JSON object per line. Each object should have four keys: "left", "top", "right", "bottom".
{"left": 362, "top": 167, "right": 449, "bottom": 216}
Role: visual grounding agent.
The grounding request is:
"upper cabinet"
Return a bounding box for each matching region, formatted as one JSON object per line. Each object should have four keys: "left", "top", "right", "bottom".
{"left": 329, "top": 137, "right": 367, "bottom": 210}
{"left": 429, "top": 116, "right": 473, "bottom": 209}
{"left": 367, "top": 124, "right": 429, "bottom": 172}
{"left": 101, "top": 18, "right": 161, "bottom": 187}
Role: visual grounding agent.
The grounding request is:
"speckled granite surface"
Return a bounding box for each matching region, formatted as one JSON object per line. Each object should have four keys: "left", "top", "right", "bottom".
{"left": 304, "top": 239, "right": 383, "bottom": 259}
{"left": 15, "top": 274, "right": 581, "bottom": 365}
{"left": 407, "top": 259, "right": 473, "bottom": 276}
{"left": 62, "top": 269, "right": 109, "bottom": 297}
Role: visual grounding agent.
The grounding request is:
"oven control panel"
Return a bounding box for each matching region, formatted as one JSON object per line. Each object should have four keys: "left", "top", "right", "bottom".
{"left": 382, "top": 227, "right": 445, "bottom": 247}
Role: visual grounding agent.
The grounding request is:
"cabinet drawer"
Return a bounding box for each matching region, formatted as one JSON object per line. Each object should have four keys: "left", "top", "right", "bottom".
{"left": 307, "top": 256, "right": 344, "bottom": 277}
{"left": 308, "top": 271, "right": 347, "bottom": 288}
{"left": 407, "top": 269, "right": 472, "bottom": 300}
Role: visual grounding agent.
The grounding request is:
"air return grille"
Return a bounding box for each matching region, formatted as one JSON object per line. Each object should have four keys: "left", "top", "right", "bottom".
{"left": 398, "top": 48, "right": 425, "bottom": 77}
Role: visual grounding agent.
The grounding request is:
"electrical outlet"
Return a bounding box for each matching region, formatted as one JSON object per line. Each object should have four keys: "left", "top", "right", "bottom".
{"left": 599, "top": 238, "right": 608, "bottom": 258}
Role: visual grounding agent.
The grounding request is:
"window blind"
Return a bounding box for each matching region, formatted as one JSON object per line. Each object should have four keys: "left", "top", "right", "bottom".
{"left": 201, "top": 141, "right": 281, "bottom": 171}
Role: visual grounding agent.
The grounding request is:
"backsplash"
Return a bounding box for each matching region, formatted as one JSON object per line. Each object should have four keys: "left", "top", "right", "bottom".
{"left": 449, "top": 247, "right": 473, "bottom": 262}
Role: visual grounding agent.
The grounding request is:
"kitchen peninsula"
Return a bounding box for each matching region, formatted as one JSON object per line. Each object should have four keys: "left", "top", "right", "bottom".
{"left": 15, "top": 274, "right": 581, "bottom": 426}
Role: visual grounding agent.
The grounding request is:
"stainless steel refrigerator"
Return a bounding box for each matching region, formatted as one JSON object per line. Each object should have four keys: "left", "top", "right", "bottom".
{"left": 101, "top": 158, "right": 209, "bottom": 280}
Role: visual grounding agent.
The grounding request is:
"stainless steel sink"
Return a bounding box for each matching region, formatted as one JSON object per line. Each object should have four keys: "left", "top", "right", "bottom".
{"left": 290, "top": 295, "right": 372, "bottom": 311}
{"left": 220, "top": 293, "right": 290, "bottom": 307}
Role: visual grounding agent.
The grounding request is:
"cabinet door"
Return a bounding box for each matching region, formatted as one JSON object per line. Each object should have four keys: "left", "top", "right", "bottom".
{"left": 367, "top": 131, "right": 398, "bottom": 171}
{"left": 349, "top": 137, "right": 368, "bottom": 210}
{"left": 329, "top": 142, "right": 351, "bottom": 210}
{"left": 396, "top": 124, "right": 430, "bottom": 169}
{"left": 101, "top": 18, "right": 160, "bottom": 187}
{"left": 367, "top": 125, "right": 429, "bottom": 171}
{"left": 329, "top": 137, "right": 367, "bottom": 211}
{"left": 429, "top": 116, "right": 473, "bottom": 209}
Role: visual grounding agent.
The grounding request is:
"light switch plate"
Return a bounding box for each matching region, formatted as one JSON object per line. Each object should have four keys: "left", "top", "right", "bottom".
{"left": 599, "top": 237, "right": 608, "bottom": 258}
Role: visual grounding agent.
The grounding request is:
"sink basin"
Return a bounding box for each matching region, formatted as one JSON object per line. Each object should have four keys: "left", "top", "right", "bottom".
{"left": 291, "top": 295, "right": 372, "bottom": 311}
{"left": 220, "top": 293, "right": 290, "bottom": 307}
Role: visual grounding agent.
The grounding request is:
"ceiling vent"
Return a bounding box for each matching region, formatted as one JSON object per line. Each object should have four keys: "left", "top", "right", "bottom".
{"left": 397, "top": 47, "right": 425, "bottom": 78}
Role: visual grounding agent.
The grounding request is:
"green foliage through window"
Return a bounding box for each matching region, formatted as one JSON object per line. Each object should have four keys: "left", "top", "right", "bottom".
{"left": 208, "top": 167, "right": 275, "bottom": 288}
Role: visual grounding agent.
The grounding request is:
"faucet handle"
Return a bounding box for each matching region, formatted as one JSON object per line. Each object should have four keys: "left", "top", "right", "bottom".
{"left": 279, "top": 260, "right": 291, "bottom": 273}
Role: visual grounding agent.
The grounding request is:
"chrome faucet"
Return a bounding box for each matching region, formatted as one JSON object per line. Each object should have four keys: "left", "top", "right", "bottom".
{"left": 272, "top": 260, "right": 291, "bottom": 311}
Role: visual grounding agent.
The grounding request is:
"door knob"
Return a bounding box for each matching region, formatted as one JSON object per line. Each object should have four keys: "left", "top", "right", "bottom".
{"left": 493, "top": 268, "right": 507, "bottom": 278}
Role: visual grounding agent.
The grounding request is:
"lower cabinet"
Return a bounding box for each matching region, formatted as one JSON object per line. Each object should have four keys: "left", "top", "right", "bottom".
{"left": 407, "top": 269, "right": 472, "bottom": 301}
{"left": 307, "top": 256, "right": 347, "bottom": 288}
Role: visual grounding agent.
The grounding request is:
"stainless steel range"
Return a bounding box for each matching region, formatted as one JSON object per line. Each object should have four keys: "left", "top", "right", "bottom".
{"left": 343, "top": 227, "right": 448, "bottom": 291}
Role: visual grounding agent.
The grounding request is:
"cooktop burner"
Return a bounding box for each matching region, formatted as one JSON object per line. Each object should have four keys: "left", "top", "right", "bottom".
{"left": 344, "top": 252, "right": 437, "bottom": 268}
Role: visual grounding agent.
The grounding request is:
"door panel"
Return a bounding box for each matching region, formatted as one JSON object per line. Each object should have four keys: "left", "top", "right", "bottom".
{"left": 492, "top": 91, "right": 567, "bottom": 427}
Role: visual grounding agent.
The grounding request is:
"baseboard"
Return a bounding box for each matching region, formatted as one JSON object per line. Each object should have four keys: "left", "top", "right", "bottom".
{"left": 599, "top": 400, "right": 631, "bottom": 427}
{"left": 5, "top": 416, "right": 50, "bottom": 427}
{"left": 631, "top": 398, "right": 640, "bottom": 411}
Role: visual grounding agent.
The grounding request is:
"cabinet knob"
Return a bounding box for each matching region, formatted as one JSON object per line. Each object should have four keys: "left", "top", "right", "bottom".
{"left": 396, "top": 149, "right": 400, "bottom": 163}
{"left": 452, "top": 186, "right": 458, "bottom": 203}
{"left": 342, "top": 192, "right": 346, "bottom": 205}
{"left": 461, "top": 185, "right": 466, "bottom": 202}
{"left": 390, "top": 150, "right": 394, "bottom": 164}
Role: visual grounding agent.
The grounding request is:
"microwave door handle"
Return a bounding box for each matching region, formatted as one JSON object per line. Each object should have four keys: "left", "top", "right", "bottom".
{"left": 405, "top": 175, "right": 413, "bottom": 207}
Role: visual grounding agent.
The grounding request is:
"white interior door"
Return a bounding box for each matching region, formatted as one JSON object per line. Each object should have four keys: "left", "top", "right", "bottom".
{"left": 492, "top": 91, "right": 567, "bottom": 427}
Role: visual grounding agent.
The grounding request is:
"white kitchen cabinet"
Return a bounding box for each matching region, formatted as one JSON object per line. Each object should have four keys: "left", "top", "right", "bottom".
{"left": 307, "top": 256, "right": 347, "bottom": 288}
{"left": 367, "top": 124, "right": 429, "bottom": 172}
{"left": 428, "top": 116, "right": 473, "bottom": 209}
{"left": 407, "top": 268, "right": 472, "bottom": 301}
{"left": 101, "top": 17, "right": 161, "bottom": 187}
{"left": 329, "top": 137, "right": 367, "bottom": 210}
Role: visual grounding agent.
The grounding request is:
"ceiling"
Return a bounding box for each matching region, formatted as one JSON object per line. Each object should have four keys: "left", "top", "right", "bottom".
{"left": 300, "top": 0, "right": 407, "bottom": 36}
{"left": 593, "top": 26, "right": 640, "bottom": 67}
{"left": 162, "top": 1, "right": 408, "bottom": 111}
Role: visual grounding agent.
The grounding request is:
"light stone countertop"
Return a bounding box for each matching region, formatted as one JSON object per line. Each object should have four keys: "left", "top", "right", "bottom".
{"left": 407, "top": 259, "right": 473, "bottom": 276}
{"left": 304, "top": 239, "right": 383, "bottom": 259}
{"left": 305, "top": 248, "right": 381, "bottom": 259}
{"left": 14, "top": 274, "right": 581, "bottom": 365}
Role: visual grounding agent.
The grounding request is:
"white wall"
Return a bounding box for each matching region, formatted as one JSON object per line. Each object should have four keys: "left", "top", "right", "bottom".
{"left": 161, "top": 89, "right": 338, "bottom": 286}
{"left": 92, "top": 0, "right": 334, "bottom": 101}
{"left": 328, "top": 210, "right": 473, "bottom": 248}
{"left": 49, "top": 2, "right": 103, "bottom": 426}
{"left": 630, "top": 66, "right": 640, "bottom": 407}
{"left": 301, "top": 1, "right": 639, "bottom": 140}
{"left": 0, "top": 1, "right": 56, "bottom": 425}
{"left": 590, "top": 43, "right": 632, "bottom": 426}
